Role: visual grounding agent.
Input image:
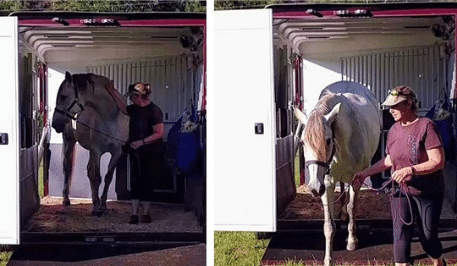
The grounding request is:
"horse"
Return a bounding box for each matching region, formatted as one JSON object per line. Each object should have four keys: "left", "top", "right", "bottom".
{"left": 294, "top": 81, "right": 381, "bottom": 266}
{"left": 51, "top": 71, "right": 129, "bottom": 215}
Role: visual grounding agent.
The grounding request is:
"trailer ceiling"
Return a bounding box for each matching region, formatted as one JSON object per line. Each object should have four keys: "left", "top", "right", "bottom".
{"left": 274, "top": 16, "right": 448, "bottom": 57}
{"left": 20, "top": 26, "right": 197, "bottom": 65}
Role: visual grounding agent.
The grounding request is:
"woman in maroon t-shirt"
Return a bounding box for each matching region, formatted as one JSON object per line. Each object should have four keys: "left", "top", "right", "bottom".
{"left": 353, "top": 86, "right": 446, "bottom": 266}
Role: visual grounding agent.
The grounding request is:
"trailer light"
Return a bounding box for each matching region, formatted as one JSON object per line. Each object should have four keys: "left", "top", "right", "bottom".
{"left": 306, "top": 9, "right": 323, "bottom": 18}
{"left": 51, "top": 17, "right": 69, "bottom": 26}
{"left": 335, "top": 9, "right": 372, "bottom": 17}
{"left": 81, "top": 18, "right": 119, "bottom": 26}
{"left": 354, "top": 9, "right": 368, "bottom": 15}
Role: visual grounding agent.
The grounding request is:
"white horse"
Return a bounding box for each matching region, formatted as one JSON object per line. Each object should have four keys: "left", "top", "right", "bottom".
{"left": 51, "top": 72, "right": 129, "bottom": 215}
{"left": 294, "top": 81, "right": 381, "bottom": 266}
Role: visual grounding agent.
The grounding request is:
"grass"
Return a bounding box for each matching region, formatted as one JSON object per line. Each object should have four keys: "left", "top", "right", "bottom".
{"left": 214, "top": 231, "right": 271, "bottom": 266}
{"left": 0, "top": 246, "right": 13, "bottom": 266}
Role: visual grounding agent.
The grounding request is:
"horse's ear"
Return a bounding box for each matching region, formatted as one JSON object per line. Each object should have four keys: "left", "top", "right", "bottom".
{"left": 293, "top": 106, "right": 308, "bottom": 125}
{"left": 65, "top": 71, "right": 72, "bottom": 82}
{"left": 324, "top": 103, "right": 341, "bottom": 124}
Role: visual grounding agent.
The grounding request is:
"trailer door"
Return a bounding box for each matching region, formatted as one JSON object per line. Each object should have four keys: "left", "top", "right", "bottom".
{"left": 0, "top": 17, "right": 20, "bottom": 244}
{"left": 213, "top": 9, "right": 276, "bottom": 231}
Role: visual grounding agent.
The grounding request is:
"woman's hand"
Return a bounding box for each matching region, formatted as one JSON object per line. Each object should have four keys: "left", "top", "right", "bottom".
{"left": 391, "top": 166, "right": 413, "bottom": 183}
{"left": 130, "top": 140, "right": 144, "bottom": 150}
{"left": 351, "top": 172, "right": 366, "bottom": 186}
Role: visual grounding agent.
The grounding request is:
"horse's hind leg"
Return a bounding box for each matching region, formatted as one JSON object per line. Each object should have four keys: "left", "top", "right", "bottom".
{"left": 87, "top": 151, "right": 102, "bottom": 216}
{"left": 100, "top": 149, "right": 122, "bottom": 211}
{"left": 347, "top": 182, "right": 361, "bottom": 251}
{"left": 62, "top": 131, "right": 76, "bottom": 207}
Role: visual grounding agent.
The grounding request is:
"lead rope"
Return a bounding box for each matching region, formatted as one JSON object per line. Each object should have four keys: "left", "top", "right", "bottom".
{"left": 55, "top": 108, "right": 128, "bottom": 145}
{"left": 362, "top": 178, "right": 414, "bottom": 226}
{"left": 317, "top": 178, "right": 414, "bottom": 225}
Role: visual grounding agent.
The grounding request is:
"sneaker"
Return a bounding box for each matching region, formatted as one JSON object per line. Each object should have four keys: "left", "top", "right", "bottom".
{"left": 128, "top": 215, "right": 139, "bottom": 224}
{"left": 142, "top": 215, "right": 152, "bottom": 223}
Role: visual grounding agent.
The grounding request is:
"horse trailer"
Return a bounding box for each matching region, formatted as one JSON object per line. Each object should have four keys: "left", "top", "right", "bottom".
{"left": 213, "top": 3, "right": 457, "bottom": 232}
{"left": 0, "top": 11, "right": 205, "bottom": 251}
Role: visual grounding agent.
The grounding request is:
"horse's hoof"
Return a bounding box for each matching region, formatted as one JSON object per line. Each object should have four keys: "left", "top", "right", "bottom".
{"left": 324, "top": 259, "right": 333, "bottom": 266}
{"left": 347, "top": 241, "right": 358, "bottom": 251}
{"left": 63, "top": 199, "right": 71, "bottom": 206}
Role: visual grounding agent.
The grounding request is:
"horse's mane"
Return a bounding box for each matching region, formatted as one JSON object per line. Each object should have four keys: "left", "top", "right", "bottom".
{"left": 304, "top": 93, "right": 334, "bottom": 161}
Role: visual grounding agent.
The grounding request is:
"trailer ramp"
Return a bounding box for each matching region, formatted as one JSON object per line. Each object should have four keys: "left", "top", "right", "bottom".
{"left": 8, "top": 232, "right": 205, "bottom": 265}
{"left": 8, "top": 242, "right": 205, "bottom": 266}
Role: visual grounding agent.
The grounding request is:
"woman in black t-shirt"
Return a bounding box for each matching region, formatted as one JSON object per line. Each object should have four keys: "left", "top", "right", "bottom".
{"left": 124, "top": 82, "right": 165, "bottom": 224}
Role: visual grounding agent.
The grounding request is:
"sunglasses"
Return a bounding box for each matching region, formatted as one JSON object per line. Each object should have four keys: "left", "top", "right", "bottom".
{"left": 387, "top": 89, "right": 406, "bottom": 97}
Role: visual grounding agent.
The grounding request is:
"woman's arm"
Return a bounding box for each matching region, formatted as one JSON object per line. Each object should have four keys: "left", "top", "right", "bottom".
{"left": 130, "top": 123, "right": 165, "bottom": 149}
{"left": 352, "top": 155, "right": 392, "bottom": 184}
{"left": 392, "top": 147, "right": 445, "bottom": 183}
{"left": 143, "top": 123, "right": 165, "bottom": 145}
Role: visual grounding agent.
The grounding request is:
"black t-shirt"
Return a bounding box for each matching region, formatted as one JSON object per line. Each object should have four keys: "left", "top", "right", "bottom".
{"left": 127, "top": 102, "right": 164, "bottom": 152}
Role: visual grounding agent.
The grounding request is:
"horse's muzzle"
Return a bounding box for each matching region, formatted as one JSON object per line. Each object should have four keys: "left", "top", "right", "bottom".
{"left": 52, "top": 113, "right": 66, "bottom": 133}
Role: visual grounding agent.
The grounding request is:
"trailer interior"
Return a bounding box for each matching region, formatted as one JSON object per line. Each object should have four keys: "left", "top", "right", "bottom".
{"left": 269, "top": 4, "right": 457, "bottom": 221}
{"left": 12, "top": 12, "right": 205, "bottom": 257}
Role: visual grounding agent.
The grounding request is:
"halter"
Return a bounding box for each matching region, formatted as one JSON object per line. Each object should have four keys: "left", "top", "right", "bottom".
{"left": 54, "top": 80, "right": 85, "bottom": 120}
{"left": 305, "top": 136, "right": 336, "bottom": 175}
{"left": 53, "top": 78, "right": 127, "bottom": 145}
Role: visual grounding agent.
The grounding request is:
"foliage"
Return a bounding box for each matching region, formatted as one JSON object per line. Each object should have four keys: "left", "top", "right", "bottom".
{"left": 214, "top": 231, "right": 270, "bottom": 266}
{"left": 0, "top": 0, "right": 206, "bottom": 13}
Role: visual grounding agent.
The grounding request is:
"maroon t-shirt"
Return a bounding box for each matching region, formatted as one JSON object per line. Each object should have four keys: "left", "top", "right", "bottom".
{"left": 386, "top": 117, "right": 445, "bottom": 197}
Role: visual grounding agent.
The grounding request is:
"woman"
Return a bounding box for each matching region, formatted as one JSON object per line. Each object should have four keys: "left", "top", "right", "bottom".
{"left": 352, "top": 86, "right": 446, "bottom": 266}
{"left": 124, "top": 82, "right": 165, "bottom": 224}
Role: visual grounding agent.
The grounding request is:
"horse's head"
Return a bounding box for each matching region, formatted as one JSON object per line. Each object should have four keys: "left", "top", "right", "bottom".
{"left": 296, "top": 102, "right": 341, "bottom": 197}
{"left": 52, "top": 71, "right": 84, "bottom": 133}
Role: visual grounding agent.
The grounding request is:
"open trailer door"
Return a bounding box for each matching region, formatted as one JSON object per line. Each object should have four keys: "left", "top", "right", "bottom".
{"left": 213, "top": 9, "right": 276, "bottom": 231}
{"left": 0, "top": 16, "right": 20, "bottom": 244}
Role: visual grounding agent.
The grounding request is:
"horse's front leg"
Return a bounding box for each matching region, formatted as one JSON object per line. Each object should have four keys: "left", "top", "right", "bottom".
{"left": 100, "top": 148, "right": 123, "bottom": 211}
{"left": 347, "top": 182, "right": 361, "bottom": 251}
{"left": 322, "top": 178, "right": 335, "bottom": 266}
{"left": 62, "top": 130, "right": 76, "bottom": 207}
{"left": 87, "top": 151, "right": 102, "bottom": 216}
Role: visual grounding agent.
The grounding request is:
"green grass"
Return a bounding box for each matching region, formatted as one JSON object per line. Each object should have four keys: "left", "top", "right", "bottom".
{"left": 214, "top": 231, "right": 271, "bottom": 266}
{"left": 0, "top": 246, "right": 13, "bottom": 266}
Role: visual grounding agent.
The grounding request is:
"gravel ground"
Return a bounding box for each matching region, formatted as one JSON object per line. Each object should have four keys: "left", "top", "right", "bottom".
{"left": 279, "top": 184, "right": 456, "bottom": 220}
{"left": 24, "top": 196, "right": 203, "bottom": 233}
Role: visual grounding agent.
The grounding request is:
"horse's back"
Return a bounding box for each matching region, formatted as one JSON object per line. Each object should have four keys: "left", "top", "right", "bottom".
{"left": 320, "top": 81, "right": 378, "bottom": 109}
{"left": 323, "top": 81, "right": 381, "bottom": 178}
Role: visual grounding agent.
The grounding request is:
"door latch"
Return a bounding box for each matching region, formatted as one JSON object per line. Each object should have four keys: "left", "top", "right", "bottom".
{"left": 255, "top": 123, "right": 264, "bottom": 135}
{"left": 0, "top": 133, "right": 8, "bottom": 145}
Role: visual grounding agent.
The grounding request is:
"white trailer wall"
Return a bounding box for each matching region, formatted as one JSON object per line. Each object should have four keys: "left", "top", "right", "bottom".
{"left": 341, "top": 44, "right": 449, "bottom": 112}
{"left": 302, "top": 44, "right": 450, "bottom": 115}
